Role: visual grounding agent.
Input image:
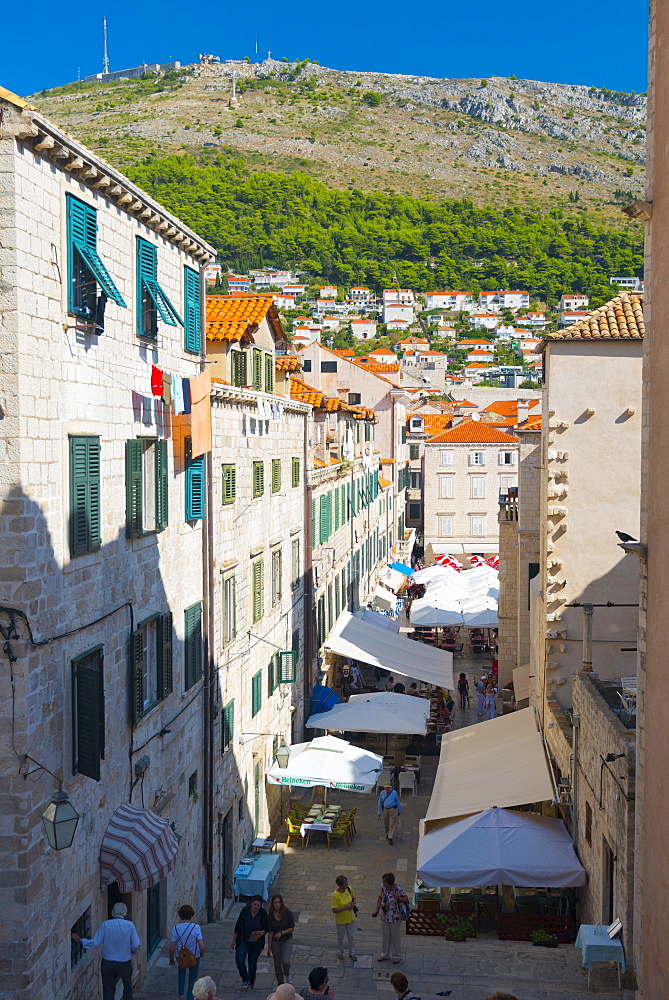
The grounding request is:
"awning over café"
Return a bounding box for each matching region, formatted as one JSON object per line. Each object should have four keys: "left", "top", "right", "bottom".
{"left": 306, "top": 691, "right": 430, "bottom": 735}
{"left": 100, "top": 804, "right": 178, "bottom": 892}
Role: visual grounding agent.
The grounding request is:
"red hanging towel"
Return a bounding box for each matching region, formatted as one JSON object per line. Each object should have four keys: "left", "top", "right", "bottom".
{"left": 151, "top": 366, "right": 164, "bottom": 397}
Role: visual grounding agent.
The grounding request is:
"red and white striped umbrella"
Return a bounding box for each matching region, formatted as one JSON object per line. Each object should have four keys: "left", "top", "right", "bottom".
{"left": 100, "top": 804, "right": 178, "bottom": 893}
{"left": 469, "top": 555, "right": 486, "bottom": 567}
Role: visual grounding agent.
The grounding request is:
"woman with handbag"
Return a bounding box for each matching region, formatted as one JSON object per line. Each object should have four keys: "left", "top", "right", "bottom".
{"left": 231, "top": 894, "right": 269, "bottom": 990}
{"left": 331, "top": 874, "right": 358, "bottom": 962}
{"left": 372, "top": 873, "right": 409, "bottom": 964}
{"left": 169, "top": 904, "right": 205, "bottom": 1000}
{"left": 267, "top": 893, "right": 295, "bottom": 984}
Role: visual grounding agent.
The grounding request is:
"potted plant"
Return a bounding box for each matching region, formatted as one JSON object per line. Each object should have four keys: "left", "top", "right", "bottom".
{"left": 531, "top": 929, "right": 558, "bottom": 948}
{"left": 441, "top": 915, "right": 476, "bottom": 941}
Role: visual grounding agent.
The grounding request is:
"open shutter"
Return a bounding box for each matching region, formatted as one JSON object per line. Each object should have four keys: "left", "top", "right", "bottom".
{"left": 67, "top": 195, "right": 125, "bottom": 308}
{"left": 268, "top": 655, "right": 276, "bottom": 697}
{"left": 252, "top": 349, "right": 263, "bottom": 390}
{"left": 69, "top": 436, "right": 101, "bottom": 556}
{"left": 252, "top": 560, "right": 264, "bottom": 622}
{"left": 156, "top": 439, "right": 169, "bottom": 530}
{"left": 252, "top": 671, "right": 262, "bottom": 717}
{"left": 185, "top": 602, "right": 203, "bottom": 689}
{"left": 158, "top": 612, "right": 173, "bottom": 698}
{"left": 186, "top": 446, "right": 205, "bottom": 521}
{"left": 125, "top": 439, "right": 143, "bottom": 538}
{"left": 265, "top": 354, "right": 275, "bottom": 394}
{"left": 222, "top": 464, "right": 236, "bottom": 504}
{"left": 278, "top": 650, "right": 296, "bottom": 683}
{"left": 73, "top": 651, "right": 103, "bottom": 780}
{"left": 130, "top": 628, "right": 145, "bottom": 725}
{"left": 271, "top": 459, "right": 281, "bottom": 493}
{"left": 183, "top": 266, "right": 201, "bottom": 353}
{"left": 311, "top": 498, "right": 316, "bottom": 548}
{"left": 292, "top": 457, "right": 300, "bottom": 488}
{"left": 222, "top": 700, "right": 234, "bottom": 751}
{"left": 232, "top": 350, "right": 247, "bottom": 387}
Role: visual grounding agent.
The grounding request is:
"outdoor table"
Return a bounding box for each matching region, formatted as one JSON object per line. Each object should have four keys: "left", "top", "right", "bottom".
{"left": 300, "top": 819, "right": 333, "bottom": 845}
{"left": 234, "top": 853, "right": 281, "bottom": 900}
{"left": 575, "top": 924, "right": 626, "bottom": 988}
{"left": 252, "top": 836, "right": 277, "bottom": 853}
{"left": 401, "top": 763, "right": 421, "bottom": 784}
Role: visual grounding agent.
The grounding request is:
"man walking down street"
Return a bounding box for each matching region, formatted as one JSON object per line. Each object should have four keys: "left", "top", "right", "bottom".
{"left": 378, "top": 782, "right": 401, "bottom": 845}
{"left": 71, "top": 902, "right": 140, "bottom": 1000}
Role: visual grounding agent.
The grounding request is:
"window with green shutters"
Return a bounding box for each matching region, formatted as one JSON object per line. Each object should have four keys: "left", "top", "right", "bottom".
{"left": 319, "top": 495, "right": 330, "bottom": 543}
{"left": 183, "top": 265, "right": 201, "bottom": 353}
{"left": 316, "top": 596, "right": 326, "bottom": 648}
{"left": 265, "top": 354, "right": 274, "bottom": 394}
{"left": 136, "top": 237, "right": 183, "bottom": 339}
{"left": 130, "top": 612, "right": 174, "bottom": 722}
{"left": 222, "top": 700, "right": 234, "bottom": 752}
{"left": 66, "top": 194, "right": 126, "bottom": 323}
{"left": 69, "top": 435, "right": 101, "bottom": 557}
{"left": 185, "top": 437, "right": 205, "bottom": 521}
{"left": 268, "top": 655, "right": 278, "bottom": 697}
{"left": 222, "top": 464, "right": 236, "bottom": 505}
{"left": 335, "top": 576, "right": 340, "bottom": 618}
{"left": 251, "top": 670, "right": 262, "bottom": 717}
{"left": 125, "top": 438, "right": 168, "bottom": 537}
{"left": 252, "top": 461, "right": 264, "bottom": 498}
{"left": 311, "top": 498, "right": 316, "bottom": 548}
{"left": 278, "top": 650, "right": 296, "bottom": 683}
{"left": 271, "top": 459, "right": 281, "bottom": 493}
{"left": 364, "top": 423, "right": 371, "bottom": 442}
{"left": 72, "top": 647, "right": 104, "bottom": 780}
{"left": 252, "top": 348, "right": 263, "bottom": 391}
{"left": 231, "top": 350, "right": 247, "bottom": 387}
{"left": 334, "top": 486, "right": 340, "bottom": 531}
{"left": 184, "top": 602, "right": 203, "bottom": 691}
{"left": 291, "top": 457, "right": 300, "bottom": 488}
{"left": 252, "top": 559, "right": 264, "bottom": 623}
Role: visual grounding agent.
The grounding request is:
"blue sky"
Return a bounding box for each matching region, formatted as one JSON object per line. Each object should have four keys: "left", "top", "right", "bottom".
{"left": 3, "top": 0, "right": 648, "bottom": 98}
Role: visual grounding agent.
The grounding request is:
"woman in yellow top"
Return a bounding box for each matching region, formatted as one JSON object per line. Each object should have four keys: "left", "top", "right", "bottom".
{"left": 330, "top": 875, "right": 357, "bottom": 962}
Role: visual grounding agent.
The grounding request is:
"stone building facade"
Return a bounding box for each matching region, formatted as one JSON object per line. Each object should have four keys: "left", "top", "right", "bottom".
{"left": 0, "top": 89, "right": 214, "bottom": 999}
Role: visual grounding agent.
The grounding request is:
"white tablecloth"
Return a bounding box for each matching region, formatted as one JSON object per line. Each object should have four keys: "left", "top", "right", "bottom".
{"left": 300, "top": 820, "right": 333, "bottom": 837}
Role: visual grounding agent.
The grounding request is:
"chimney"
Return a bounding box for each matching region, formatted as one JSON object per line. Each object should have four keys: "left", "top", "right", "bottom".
{"left": 451, "top": 406, "right": 464, "bottom": 427}
{"left": 517, "top": 400, "right": 529, "bottom": 426}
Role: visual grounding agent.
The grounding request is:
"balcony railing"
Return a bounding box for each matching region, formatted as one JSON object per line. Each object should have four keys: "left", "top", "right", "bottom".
{"left": 498, "top": 494, "right": 519, "bottom": 521}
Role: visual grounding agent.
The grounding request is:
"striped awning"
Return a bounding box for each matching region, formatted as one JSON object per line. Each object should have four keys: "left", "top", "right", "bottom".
{"left": 100, "top": 804, "right": 178, "bottom": 892}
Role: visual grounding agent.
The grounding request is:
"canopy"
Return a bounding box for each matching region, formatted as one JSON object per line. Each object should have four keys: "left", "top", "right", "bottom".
{"left": 424, "top": 708, "right": 554, "bottom": 830}
{"left": 378, "top": 566, "right": 406, "bottom": 593}
{"left": 266, "top": 735, "right": 382, "bottom": 792}
{"left": 410, "top": 565, "right": 499, "bottom": 628}
{"left": 513, "top": 663, "right": 531, "bottom": 703}
{"left": 100, "top": 804, "right": 178, "bottom": 892}
{"left": 325, "top": 611, "right": 454, "bottom": 689}
{"left": 309, "top": 684, "right": 341, "bottom": 718}
{"left": 389, "top": 562, "right": 414, "bottom": 576}
{"left": 413, "top": 565, "right": 456, "bottom": 586}
{"left": 306, "top": 691, "right": 429, "bottom": 735}
{"left": 374, "top": 583, "right": 398, "bottom": 611}
{"left": 356, "top": 608, "right": 400, "bottom": 633}
{"left": 417, "top": 807, "right": 586, "bottom": 888}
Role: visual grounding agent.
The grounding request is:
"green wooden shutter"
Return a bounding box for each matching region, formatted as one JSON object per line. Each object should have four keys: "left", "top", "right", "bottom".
{"left": 232, "top": 350, "right": 247, "bottom": 387}
{"left": 73, "top": 649, "right": 104, "bottom": 780}
{"left": 268, "top": 655, "right": 277, "bottom": 697}
{"left": 252, "top": 461, "right": 264, "bottom": 498}
{"left": 67, "top": 195, "right": 125, "bottom": 312}
{"left": 311, "top": 497, "right": 316, "bottom": 548}
{"left": 292, "top": 457, "right": 300, "bottom": 488}
{"left": 136, "top": 237, "right": 183, "bottom": 335}
{"left": 251, "top": 670, "right": 262, "bottom": 717}
{"left": 335, "top": 576, "right": 340, "bottom": 617}
{"left": 278, "top": 650, "right": 296, "bottom": 683}
{"left": 184, "top": 602, "right": 203, "bottom": 689}
{"left": 156, "top": 439, "right": 169, "bottom": 530}
{"left": 222, "top": 464, "right": 236, "bottom": 504}
{"left": 158, "top": 612, "right": 173, "bottom": 699}
{"left": 334, "top": 486, "right": 340, "bottom": 531}
{"left": 265, "top": 354, "right": 274, "bottom": 394}
{"left": 252, "top": 348, "right": 263, "bottom": 390}
{"left": 252, "top": 560, "right": 264, "bottom": 623}
{"left": 125, "top": 439, "right": 143, "bottom": 538}
{"left": 69, "top": 436, "right": 101, "bottom": 557}
{"left": 183, "top": 265, "right": 201, "bottom": 353}
{"left": 271, "top": 459, "right": 281, "bottom": 493}
{"left": 319, "top": 496, "right": 328, "bottom": 543}
{"left": 186, "top": 439, "right": 205, "bottom": 520}
{"left": 130, "top": 628, "right": 145, "bottom": 725}
{"left": 222, "top": 700, "right": 234, "bottom": 751}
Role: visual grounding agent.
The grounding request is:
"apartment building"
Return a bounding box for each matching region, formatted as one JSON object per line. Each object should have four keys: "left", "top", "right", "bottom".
{"left": 425, "top": 291, "right": 473, "bottom": 311}
{"left": 422, "top": 421, "right": 519, "bottom": 559}
{"left": 0, "top": 89, "right": 214, "bottom": 1000}
{"left": 350, "top": 318, "right": 377, "bottom": 340}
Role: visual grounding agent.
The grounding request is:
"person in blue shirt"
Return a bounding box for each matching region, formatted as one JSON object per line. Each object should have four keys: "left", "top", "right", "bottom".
{"left": 377, "top": 783, "right": 402, "bottom": 844}
{"left": 71, "top": 902, "right": 140, "bottom": 1000}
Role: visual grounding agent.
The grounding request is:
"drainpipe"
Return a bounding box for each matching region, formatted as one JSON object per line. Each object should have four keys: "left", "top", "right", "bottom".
{"left": 571, "top": 713, "right": 580, "bottom": 851}
{"left": 582, "top": 604, "right": 594, "bottom": 672}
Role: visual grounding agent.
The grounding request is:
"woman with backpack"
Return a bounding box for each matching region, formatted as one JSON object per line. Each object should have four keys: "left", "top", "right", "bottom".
{"left": 169, "top": 904, "right": 205, "bottom": 1000}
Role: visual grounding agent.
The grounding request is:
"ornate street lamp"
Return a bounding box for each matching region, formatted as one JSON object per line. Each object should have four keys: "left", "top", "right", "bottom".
{"left": 41, "top": 787, "right": 80, "bottom": 850}
{"left": 275, "top": 741, "right": 291, "bottom": 769}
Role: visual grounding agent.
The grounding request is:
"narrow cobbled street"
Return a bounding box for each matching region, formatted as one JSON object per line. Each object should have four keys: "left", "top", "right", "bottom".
{"left": 137, "top": 662, "right": 632, "bottom": 1000}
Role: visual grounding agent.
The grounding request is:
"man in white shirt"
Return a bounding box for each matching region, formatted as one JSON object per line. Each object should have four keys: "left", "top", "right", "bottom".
{"left": 72, "top": 902, "right": 141, "bottom": 1000}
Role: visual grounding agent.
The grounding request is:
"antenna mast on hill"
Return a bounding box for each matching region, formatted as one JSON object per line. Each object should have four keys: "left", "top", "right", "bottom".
{"left": 102, "top": 16, "right": 110, "bottom": 75}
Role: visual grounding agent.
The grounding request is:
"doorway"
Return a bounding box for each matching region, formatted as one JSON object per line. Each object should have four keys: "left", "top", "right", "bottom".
{"left": 221, "top": 808, "right": 234, "bottom": 905}
{"left": 602, "top": 838, "right": 615, "bottom": 925}
{"left": 254, "top": 760, "right": 261, "bottom": 836}
{"left": 147, "top": 883, "right": 161, "bottom": 957}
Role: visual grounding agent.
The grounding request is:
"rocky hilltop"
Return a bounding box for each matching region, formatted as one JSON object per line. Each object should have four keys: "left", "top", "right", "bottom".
{"left": 33, "top": 59, "right": 646, "bottom": 219}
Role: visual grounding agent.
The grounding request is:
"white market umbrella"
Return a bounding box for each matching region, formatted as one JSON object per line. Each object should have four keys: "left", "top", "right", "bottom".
{"left": 266, "top": 735, "right": 382, "bottom": 792}
{"left": 417, "top": 807, "right": 586, "bottom": 888}
{"left": 307, "top": 691, "right": 429, "bottom": 735}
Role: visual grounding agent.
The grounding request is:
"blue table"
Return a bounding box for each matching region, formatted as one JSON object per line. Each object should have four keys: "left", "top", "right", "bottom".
{"left": 575, "top": 924, "right": 626, "bottom": 987}
{"left": 234, "top": 853, "right": 281, "bottom": 900}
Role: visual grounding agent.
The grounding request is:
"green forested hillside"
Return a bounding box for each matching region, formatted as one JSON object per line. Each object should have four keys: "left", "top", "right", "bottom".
{"left": 127, "top": 153, "right": 643, "bottom": 305}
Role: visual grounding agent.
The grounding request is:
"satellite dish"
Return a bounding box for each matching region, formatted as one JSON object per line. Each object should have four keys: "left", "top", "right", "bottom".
{"left": 471, "top": 412, "right": 480, "bottom": 420}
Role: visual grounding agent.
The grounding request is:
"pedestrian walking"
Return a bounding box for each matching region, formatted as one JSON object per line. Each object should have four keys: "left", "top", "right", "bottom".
{"left": 169, "top": 904, "right": 205, "bottom": 1000}
{"left": 71, "top": 901, "right": 140, "bottom": 1000}
{"left": 267, "top": 893, "right": 295, "bottom": 984}
{"left": 485, "top": 682, "right": 498, "bottom": 721}
{"left": 192, "top": 977, "right": 221, "bottom": 1000}
{"left": 378, "top": 782, "right": 402, "bottom": 845}
{"left": 373, "top": 872, "right": 409, "bottom": 964}
{"left": 476, "top": 676, "right": 487, "bottom": 716}
{"left": 300, "top": 967, "right": 336, "bottom": 1000}
{"left": 231, "top": 894, "right": 269, "bottom": 989}
{"left": 331, "top": 875, "right": 357, "bottom": 961}
{"left": 390, "top": 971, "right": 419, "bottom": 1000}
{"left": 457, "top": 672, "right": 469, "bottom": 710}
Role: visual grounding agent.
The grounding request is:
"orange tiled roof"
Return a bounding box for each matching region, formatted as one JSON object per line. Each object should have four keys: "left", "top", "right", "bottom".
{"left": 378, "top": 477, "right": 393, "bottom": 489}
{"left": 481, "top": 399, "right": 540, "bottom": 416}
{"left": 289, "top": 377, "right": 325, "bottom": 408}
{"left": 543, "top": 293, "right": 644, "bottom": 342}
{"left": 355, "top": 362, "right": 401, "bottom": 373}
{"left": 426, "top": 421, "right": 519, "bottom": 444}
{"left": 520, "top": 416, "right": 542, "bottom": 431}
{"left": 206, "top": 294, "right": 282, "bottom": 342}
{"left": 411, "top": 414, "right": 453, "bottom": 434}
{"left": 275, "top": 356, "right": 301, "bottom": 371}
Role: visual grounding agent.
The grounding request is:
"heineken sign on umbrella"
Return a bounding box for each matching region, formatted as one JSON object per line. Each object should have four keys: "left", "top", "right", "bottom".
{"left": 266, "top": 735, "right": 382, "bottom": 793}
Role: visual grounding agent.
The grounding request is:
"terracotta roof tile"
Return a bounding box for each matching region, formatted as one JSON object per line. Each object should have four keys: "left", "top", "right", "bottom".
{"left": 417, "top": 414, "right": 453, "bottom": 434}
{"left": 481, "top": 399, "right": 540, "bottom": 416}
{"left": 289, "top": 377, "right": 325, "bottom": 408}
{"left": 378, "top": 477, "right": 393, "bottom": 489}
{"left": 275, "top": 356, "right": 301, "bottom": 371}
{"left": 355, "top": 362, "right": 401, "bottom": 373}
{"left": 544, "top": 293, "right": 644, "bottom": 343}
{"left": 426, "top": 421, "right": 519, "bottom": 444}
{"left": 206, "top": 294, "right": 283, "bottom": 342}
